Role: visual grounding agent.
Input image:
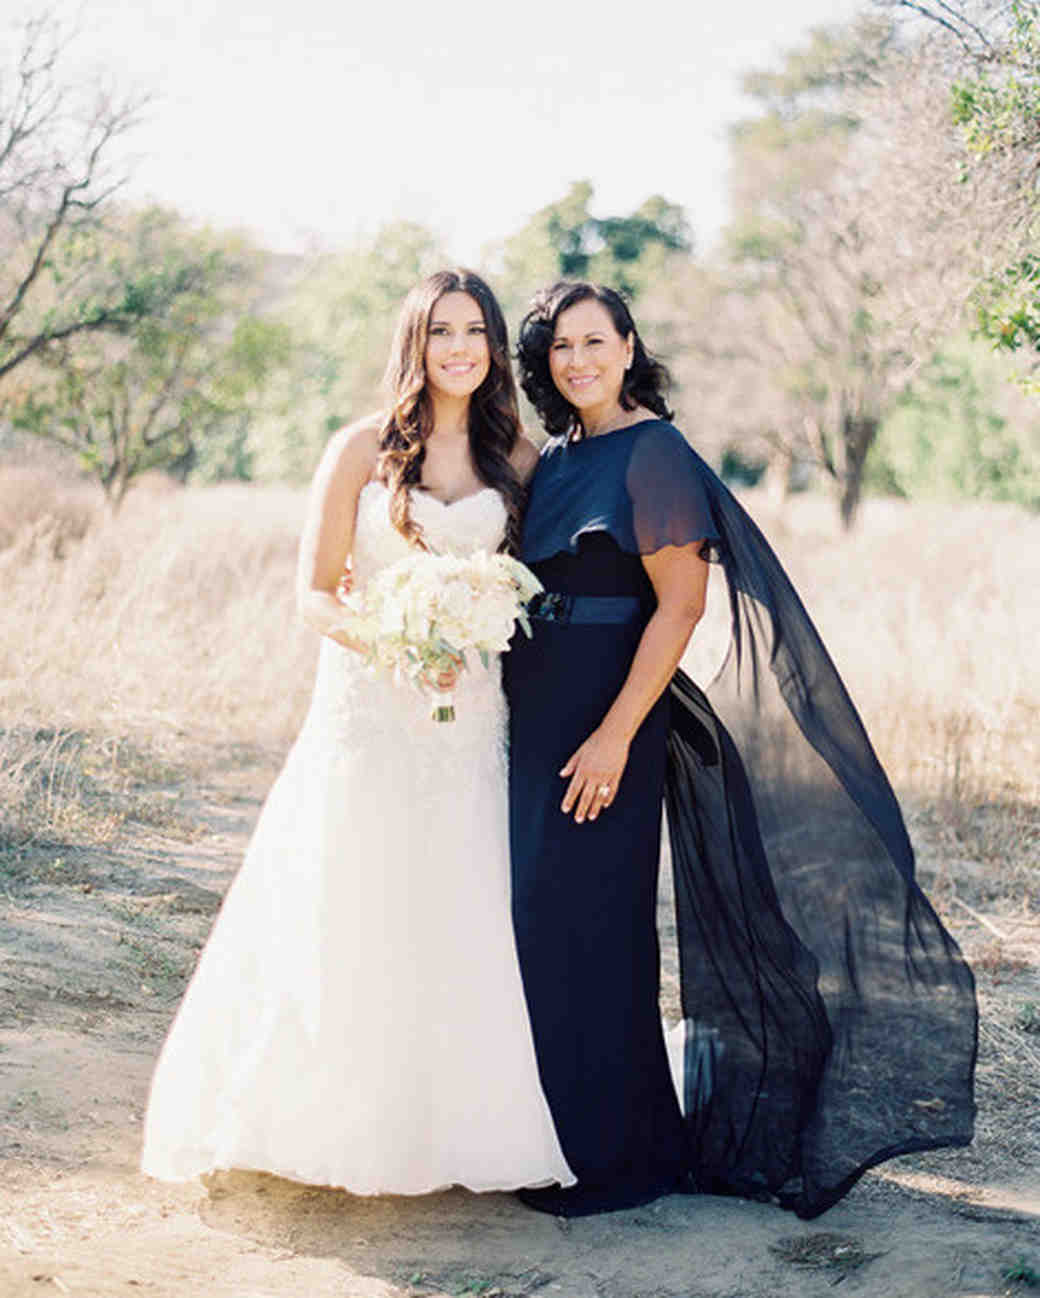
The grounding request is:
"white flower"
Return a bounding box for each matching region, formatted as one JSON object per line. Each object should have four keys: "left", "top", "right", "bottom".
{"left": 330, "top": 551, "right": 543, "bottom": 706}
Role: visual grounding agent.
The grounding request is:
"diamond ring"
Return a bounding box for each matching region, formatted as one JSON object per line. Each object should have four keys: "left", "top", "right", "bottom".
{"left": 598, "top": 784, "right": 612, "bottom": 798}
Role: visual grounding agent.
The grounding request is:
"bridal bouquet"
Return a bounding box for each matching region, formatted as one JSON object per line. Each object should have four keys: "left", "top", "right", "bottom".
{"left": 334, "top": 551, "right": 543, "bottom": 721}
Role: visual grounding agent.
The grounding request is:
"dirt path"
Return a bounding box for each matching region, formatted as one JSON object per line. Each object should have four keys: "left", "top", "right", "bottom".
{"left": 1, "top": 764, "right": 1038, "bottom": 1298}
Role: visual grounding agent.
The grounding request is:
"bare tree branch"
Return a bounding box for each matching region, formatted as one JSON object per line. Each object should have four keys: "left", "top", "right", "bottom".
{"left": 888, "top": 0, "right": 991, "bottom": 52}
{"left": 0, "top": 306, "right": 123, "bottom": 381}
{"left": 933, "top": 0, "right": 998, "bottom": 49}
{"left": 0, "top": 11, "right": 147, "bottom": 381}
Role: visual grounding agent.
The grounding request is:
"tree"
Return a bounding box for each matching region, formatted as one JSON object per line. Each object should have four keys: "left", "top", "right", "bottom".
{"left": 877, "top": 0, "right": 1006, "bottom": 59}
{"left": 867, "top": 337, "right": 1040, "bottom": 507}
{"left": 492, "top": 182, "right": 692, "bottom": 315}
{"left": 951, "top": 3, "right": 1040, "bottom": 376}
{"left": 882, "top": 2, "right": 1040, "bottom": 378}
{"left": 679, "top": 17, "right": 995, "bottom": 525}
{"left": 8, "top": 208, "right": 291, "bottom": 508}
{"left": 0, "top": 12, "right": 168, "bottom": 384}
{"left": 242, "top": 220, "right": 444, "bottom": 482}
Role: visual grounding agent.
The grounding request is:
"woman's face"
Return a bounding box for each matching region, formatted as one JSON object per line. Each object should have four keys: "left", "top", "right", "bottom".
{"left": 548, "top": 298, "right": 633, "bottom": 414}
{"left": 424, "top": 291, "right": 491, "bottom": 400}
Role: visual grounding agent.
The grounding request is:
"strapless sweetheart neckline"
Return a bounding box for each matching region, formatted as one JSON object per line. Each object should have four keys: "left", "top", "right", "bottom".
{"left": 361, "top": 481, "right": 499, "bottom": 509}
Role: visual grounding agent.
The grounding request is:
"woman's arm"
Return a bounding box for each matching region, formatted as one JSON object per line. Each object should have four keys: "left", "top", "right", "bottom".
{"left": 296, "top": 416, "right": 381, "bottom": 649}
{"left": 559, "top": 541, "right": 709, "bottom": 823}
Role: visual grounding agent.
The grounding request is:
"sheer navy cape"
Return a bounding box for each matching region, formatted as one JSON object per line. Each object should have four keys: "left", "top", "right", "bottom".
{"left": 525, "top": 420, "right": 978, "bottom": 1219}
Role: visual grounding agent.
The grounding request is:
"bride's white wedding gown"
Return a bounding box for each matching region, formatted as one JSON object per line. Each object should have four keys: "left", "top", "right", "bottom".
{"left": 141, "top": 482, "right": 574, "bottom": 1194}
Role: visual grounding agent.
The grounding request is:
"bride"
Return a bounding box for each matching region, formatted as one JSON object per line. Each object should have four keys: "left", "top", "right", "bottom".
{"left": 140, "top": 270, "right": 574, "bottom": 1194}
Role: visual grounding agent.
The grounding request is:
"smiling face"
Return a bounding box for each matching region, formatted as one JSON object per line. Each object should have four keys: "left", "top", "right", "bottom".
{"left": 548, "top": 297, "right": 634, "bottom": 417}
{"left": 423, "top": 291, "right": 491, "bottom": 400}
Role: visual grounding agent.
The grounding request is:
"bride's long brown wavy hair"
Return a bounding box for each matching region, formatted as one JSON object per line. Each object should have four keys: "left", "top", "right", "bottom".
{"left": 377, "top": 270, "right": 525, "bottom": 553}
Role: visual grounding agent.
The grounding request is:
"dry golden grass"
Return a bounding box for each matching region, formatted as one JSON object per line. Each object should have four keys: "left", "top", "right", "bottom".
{"left": 0, "top": 470, "right": 1036, "bottom": 898}
{"left": 0, "top": 474, "right": 315, "bottom": 859}
{"left": 0, "top": 465, "right": 99, "bottom": 555}
{"left": 0, "top": 478, "right": 314, "bottom": 750}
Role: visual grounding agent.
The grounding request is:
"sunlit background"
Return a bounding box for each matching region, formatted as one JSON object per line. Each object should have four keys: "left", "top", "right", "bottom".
{"left": 1, "top": 0, "right": 1037, "bottom": 839}
{"left": 44, "top": 0, "right": 868, "bottom": 255}
{"left": 1, "top": 4, "right": 1039, "bottom": 1291}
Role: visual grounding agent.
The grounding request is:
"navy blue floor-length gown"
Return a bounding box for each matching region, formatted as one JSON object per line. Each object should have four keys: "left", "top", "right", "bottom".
{"left": 505, "top": 419, "right": 977, "bottom": 1219}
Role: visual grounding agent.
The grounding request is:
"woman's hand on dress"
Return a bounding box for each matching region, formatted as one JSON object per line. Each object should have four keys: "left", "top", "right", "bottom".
{"left": 559, "top": 725, "right": 630, "bottom": 824}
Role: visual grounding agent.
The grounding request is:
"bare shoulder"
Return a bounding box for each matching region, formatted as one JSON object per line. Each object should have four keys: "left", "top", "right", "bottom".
{"left": 324, "top": 412, "right": 381, "bottom": 469}
{"left": 509, "top": 433, "right": 542, "bottom": 485}
{"left": 322, "top": 413, "right": 384, "bottom": 479}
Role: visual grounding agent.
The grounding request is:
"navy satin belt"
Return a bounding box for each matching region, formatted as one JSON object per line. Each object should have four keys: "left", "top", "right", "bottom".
{"left": 527, "top": 592, "right": 643, "bottom": 625}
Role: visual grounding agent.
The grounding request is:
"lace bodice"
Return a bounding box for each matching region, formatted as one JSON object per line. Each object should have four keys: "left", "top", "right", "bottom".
{"left": 300, "top": 480, "right": 509, "bottom": 761}
{"left": 352, "top": 482, "right": 507, "bottom": 583}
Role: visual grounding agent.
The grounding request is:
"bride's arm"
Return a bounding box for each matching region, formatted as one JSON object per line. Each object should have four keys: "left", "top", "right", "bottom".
{"left": 296, "top": 416, "right": 382, "bottom": 649}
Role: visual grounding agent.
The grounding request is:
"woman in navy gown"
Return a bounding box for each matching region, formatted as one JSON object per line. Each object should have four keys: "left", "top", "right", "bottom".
{"left": 505, "top": 281, "right": 978, "bottom": 1219}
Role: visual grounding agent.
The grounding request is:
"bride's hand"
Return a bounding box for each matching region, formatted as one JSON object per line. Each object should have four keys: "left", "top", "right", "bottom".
{"left": 423, "top": 655, "right": 464, "bottom": 693}
{"left": 559, "top": 725, "right": 630, "bottom": 824}
{"left": 327, "top": 568, "right": 358, "bottom": 650}
{"left": 329, "top": 628, "right": 365, "bottom": 652}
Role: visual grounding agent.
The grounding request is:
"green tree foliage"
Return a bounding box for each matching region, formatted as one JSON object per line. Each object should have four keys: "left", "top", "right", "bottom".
{"left": 949, "top": 4, "right": 1040, "bottom": 155}
{"left": 974, "top": 254, "right": 1040, "bottom": 372}
{"left": 891, "top": 2, "right": 1040, "bottom": 374}
{"left": 494, "top": 182, "right": 692, "bottom": 313}
{"left": 190, "top": 314, "right": 295, "bottom": 483}
{"left": 8, "top": 209, "right": 291, "bottom": 507}
{"left": 955, "top": 4, "right": 1040, "bottom": 371}
{"left": 868, "top": 339, "right": 1040, "bottom": 507}
{"left": 243, "top": 221, "right": 444, "bottom": 482}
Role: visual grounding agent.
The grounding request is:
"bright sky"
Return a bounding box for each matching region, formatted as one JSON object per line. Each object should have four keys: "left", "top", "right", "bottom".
{"left": 36, "top": 0, "right": 871, "bottom": 259}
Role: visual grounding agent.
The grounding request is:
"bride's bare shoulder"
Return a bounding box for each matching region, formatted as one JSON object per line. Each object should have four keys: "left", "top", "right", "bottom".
{"left": 322, "top": 413, "right": 384, "bottom": 478}
{"left": 302, "top": 416, "right": 386, "bottom": 522}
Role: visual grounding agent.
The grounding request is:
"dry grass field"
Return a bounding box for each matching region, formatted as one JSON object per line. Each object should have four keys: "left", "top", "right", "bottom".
{"left": 2, "top": 466, "right": 1035, "bottom": 891}
{"left": 0, "top": 465, "right": 1037, "bottom": 1298}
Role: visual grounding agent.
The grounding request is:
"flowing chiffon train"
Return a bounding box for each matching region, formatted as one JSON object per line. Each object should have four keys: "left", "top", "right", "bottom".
{"left": 507, "top": 420, "right": 976, "bottom": 1219}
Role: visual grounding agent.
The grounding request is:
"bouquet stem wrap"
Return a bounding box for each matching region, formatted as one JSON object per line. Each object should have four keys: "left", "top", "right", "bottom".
{"left": 432, "top": 691, "right": 456, "bottom": 724}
